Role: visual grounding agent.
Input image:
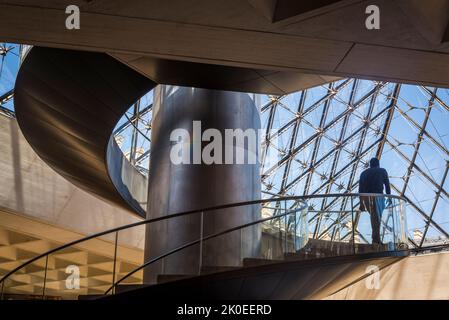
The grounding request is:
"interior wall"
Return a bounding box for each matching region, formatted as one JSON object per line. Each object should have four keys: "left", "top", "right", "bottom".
{"left": 326, "top": 251, "right": 449, "bottom": 300}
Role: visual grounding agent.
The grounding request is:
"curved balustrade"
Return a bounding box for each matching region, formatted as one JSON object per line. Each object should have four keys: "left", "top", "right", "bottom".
{"left": 106, "top": 137, "right": 149, "bottom": 216}
{"left": 0, "top": 194, "right": 408, "bottom": 300}
{"left": 112, "top": 97, "right": 153, "bottom": 177}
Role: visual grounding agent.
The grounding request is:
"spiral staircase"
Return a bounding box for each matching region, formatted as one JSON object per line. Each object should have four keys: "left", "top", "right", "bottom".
{"left": 0, "top": 46, "right": 412, "bottom": 300}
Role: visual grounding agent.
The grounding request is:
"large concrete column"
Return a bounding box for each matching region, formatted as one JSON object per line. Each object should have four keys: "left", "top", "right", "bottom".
{"left": 144, "top": 86, "right": 261, "bottom": 283}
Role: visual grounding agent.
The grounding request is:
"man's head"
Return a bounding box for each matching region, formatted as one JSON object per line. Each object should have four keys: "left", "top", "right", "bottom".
{"left": 370, "top": 157, "right": 380, "bottom": 168}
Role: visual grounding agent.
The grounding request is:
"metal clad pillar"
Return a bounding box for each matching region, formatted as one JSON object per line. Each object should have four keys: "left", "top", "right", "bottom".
{"left": 144, "top": 86, "right": 261, "bottom": 282}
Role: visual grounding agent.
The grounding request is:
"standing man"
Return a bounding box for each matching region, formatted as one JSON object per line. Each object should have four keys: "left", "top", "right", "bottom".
{"left": 359, "top": 158, "right": 391, "bottom": 245}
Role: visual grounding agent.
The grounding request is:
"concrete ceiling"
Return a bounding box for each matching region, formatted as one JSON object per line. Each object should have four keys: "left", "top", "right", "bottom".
{"left": 0, "top": 0, "right": 449, "bottom": 90}
{"left": 247, "top": 0, "right": 361, "bottom": 23}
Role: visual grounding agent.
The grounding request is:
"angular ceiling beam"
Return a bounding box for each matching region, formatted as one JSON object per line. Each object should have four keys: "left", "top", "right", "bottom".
{"left": 397, "top": 0, "right": 449, "bottom": 44}
{"left": 248, "top": 0, "right": 359, "bottom": 23}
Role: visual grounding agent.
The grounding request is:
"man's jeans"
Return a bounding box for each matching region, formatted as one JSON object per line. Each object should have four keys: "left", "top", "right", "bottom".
{"left": 360, "top": 196, "right": 385, "bottom": 244}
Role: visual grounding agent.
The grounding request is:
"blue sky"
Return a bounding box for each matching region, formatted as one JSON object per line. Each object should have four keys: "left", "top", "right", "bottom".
{"left": 0, "top": 43, "right": 20, "bottom": 111}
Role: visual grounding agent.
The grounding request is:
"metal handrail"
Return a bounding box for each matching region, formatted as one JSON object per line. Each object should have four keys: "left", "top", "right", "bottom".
{"left": 104, "top": 204, "right": 308, "bottom": 294}
{"left": 0, "top": 193, "right": 405, "bottom": 297}
{"left": 410, "top": 243, "right": 449, "bottom": 254}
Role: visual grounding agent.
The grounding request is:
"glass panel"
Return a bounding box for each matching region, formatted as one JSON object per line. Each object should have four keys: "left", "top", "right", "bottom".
{"left": 112, "top": 227, "right": 145, "bottom": 295}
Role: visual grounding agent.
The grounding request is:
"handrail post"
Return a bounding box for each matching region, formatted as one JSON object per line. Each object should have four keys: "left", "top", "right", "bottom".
{"left": 198, "top": 211, "right": 204, "bottom": 275}
{"left": 294, "top": 206, "right": 298, "bottom": 251}
{"left": 284, "top": 201, "right": 288, "bottom": 253}
{"left": 42, "top": 255, "right": 48, "bottom": 300}
{"left": 240, "top": 226, "right": 243, "bottom": 264}
{"left": 351, "top": 196, "right": 356, "bottom": 255}
{"left": 112, "top": 231, "right": 119, "bottom": 294}
{"left": 1, "top": 279, "right": 4, "bottom": 300}
{"left": 391, "top": 199, "right": 397, "bottom": 250}
{"left": 400, "top": 199, "right": 407, "bottom": 248}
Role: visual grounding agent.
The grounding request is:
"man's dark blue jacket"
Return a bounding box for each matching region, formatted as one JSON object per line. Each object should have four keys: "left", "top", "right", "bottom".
{"left": 359, "top": 158, "right": 391, "bottom": 194}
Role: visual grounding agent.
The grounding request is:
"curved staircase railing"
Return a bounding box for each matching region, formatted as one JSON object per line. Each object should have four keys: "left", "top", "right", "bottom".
{"left": 0, "top": 193, "right": 408, "bottom": 300}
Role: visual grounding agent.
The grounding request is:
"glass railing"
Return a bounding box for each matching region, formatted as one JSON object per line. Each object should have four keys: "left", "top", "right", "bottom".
{"left": 108, "top": 104, "right": 152, "bottom": 215}
{"left": 302, "top": 194, "right": 408, "bottom": 258}
{"left": 112, "top": 92, "right": 152, "bottom": 179}
{"left": 106, "top": 137, "right": 148, "bottom": 216}
{"left": 0, "top": 194, "right": 408, "bottom": 300}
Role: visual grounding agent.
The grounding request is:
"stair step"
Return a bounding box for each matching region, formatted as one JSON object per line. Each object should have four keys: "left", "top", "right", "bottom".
{"left": 355, "top": 243, "right": 390, "bottom": 253}
{"left": 290, "top": 241, "right": 392, "bottom": 259}
{"left": 115, "top": 284, "right": 148, "bottom": 294}
{"left": 284, "top": 252, "right": 312, "bottom": 260}
{"left": 157, "top": 274, "right": 193, "bottom": 284}
{"left": 201, "top": 265, "right": 240, "bottom": 274}
{"left": 77, "top": 284, "right": 149, "bottom": 299}
{"left": 78, "top": 294, "right": 107, "bottom": 300}
{"left": 242, "top": 258, "right": 283, "bottom": 267}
